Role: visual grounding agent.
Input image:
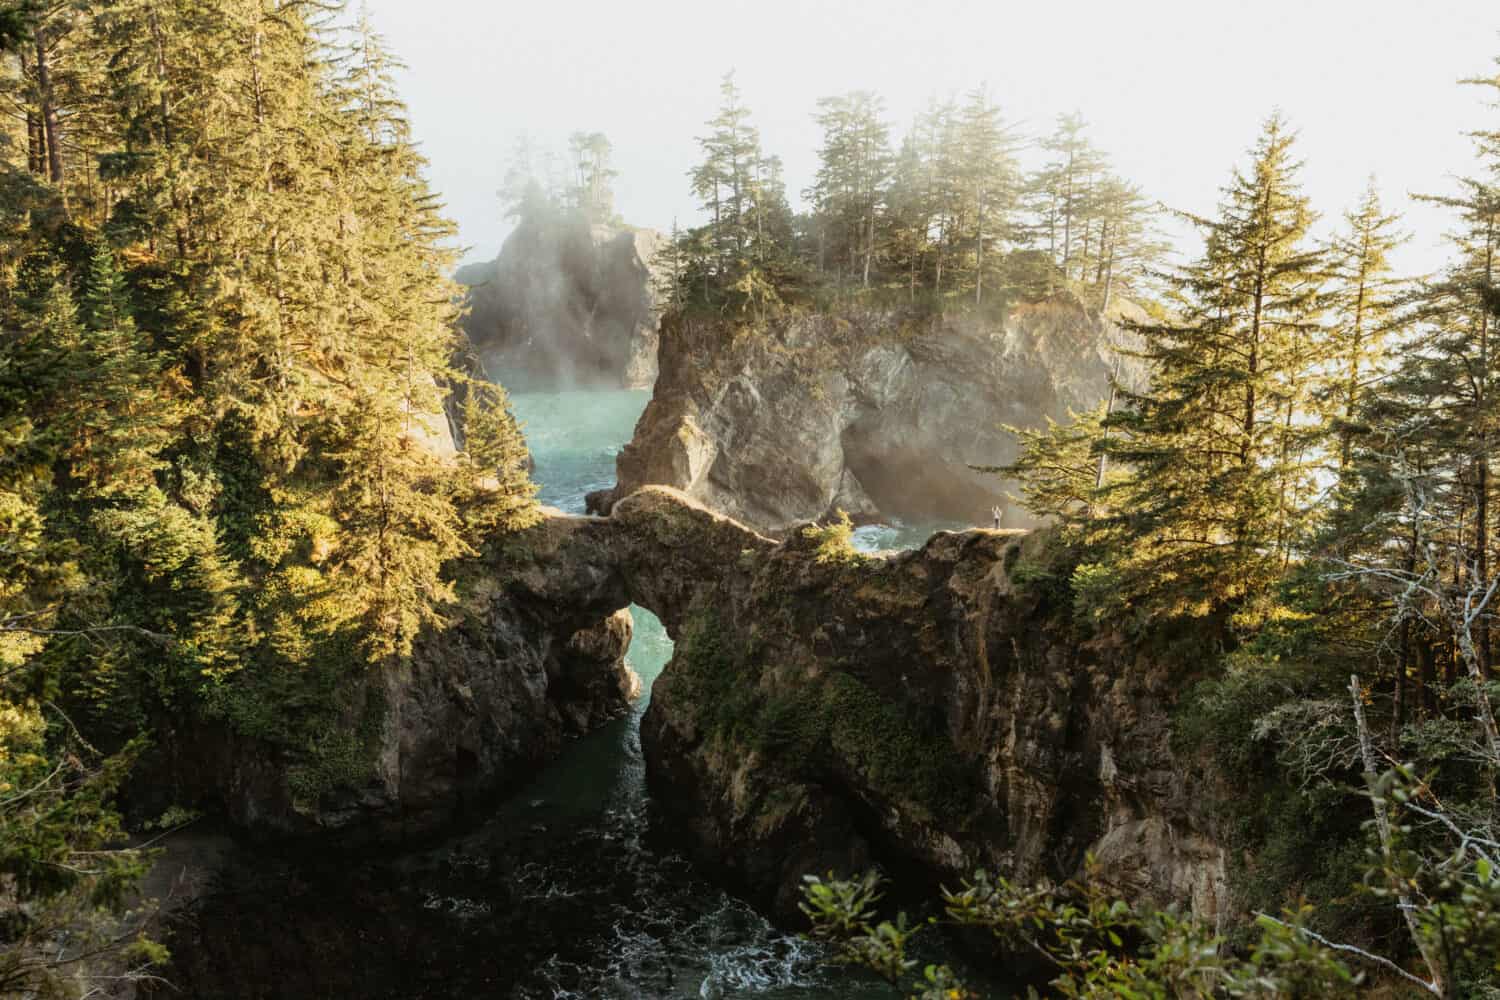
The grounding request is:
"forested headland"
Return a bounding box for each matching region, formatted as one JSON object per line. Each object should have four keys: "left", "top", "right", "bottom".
{"left": 4, "top": 1, "right": 1500, "bottom": 997}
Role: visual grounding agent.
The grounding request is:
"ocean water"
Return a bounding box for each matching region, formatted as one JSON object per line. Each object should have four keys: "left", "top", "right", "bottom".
{"left": 170, "top": 390, "right": 991, "bottom": 999}
{"left": 482, "top": 389, "right": 899, "bottom": 998}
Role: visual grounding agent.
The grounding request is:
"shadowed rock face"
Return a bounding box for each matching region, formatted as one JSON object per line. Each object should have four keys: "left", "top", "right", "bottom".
{"left": 186, "top": 486, "right": 1225, "bottom": 926}
{"left": 602, "top": 295, "right": 1147, "bottom": 534}
{"left": 497, "top": 487, "right": 1229, "bottom": 926}
{"left": 457, "top": 212, "right": 665, "bottom": 390}
{"left": 174, "top": 576, "right": 641, "bottom": 846}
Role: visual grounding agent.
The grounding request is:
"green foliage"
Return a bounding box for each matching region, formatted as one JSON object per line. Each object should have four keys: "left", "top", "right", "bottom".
{"left": 0, "top": 4, "right": 541, "bottom": 986}
{"left": 805, "top": 867, "right": 1360, "bottom": 999}
{"left": 655, "top": 76, "right": 1162, "bottom": 326}
{"left": 983, "top": 403, "right": 1112, "bottom": 533}
{"left": 671, "top": 611, "right": 973, "bottom": 820}
{"left": 802, "top": 510, "right": 865, "bottom": 567}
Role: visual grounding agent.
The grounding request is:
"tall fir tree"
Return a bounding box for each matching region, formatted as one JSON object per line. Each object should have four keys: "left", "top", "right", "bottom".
{"left": 1103, "top": 115, "right": 1327, "bottom": 619}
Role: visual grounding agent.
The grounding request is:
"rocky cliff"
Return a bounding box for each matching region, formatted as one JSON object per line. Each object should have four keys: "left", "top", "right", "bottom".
{"left": 599, "top": 295, "right": 1146, "bottom": 534}
{"left": 497, "top": 487, "right": 1229, "bottom": 926}
{"left": 457, "top": 211, "right": 666, "bottom": 390}
{"left": 172, "top": 538, "right": 641, "bottom": 844}
{"left": 180, "top": 485, "right": 1226, "bottom": 926}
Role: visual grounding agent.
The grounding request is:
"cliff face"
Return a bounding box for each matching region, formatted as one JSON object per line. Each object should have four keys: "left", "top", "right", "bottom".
{"left": 458, "top": 213, "right": 666, "bottom": 390}
{"left": 183, "top": 486, "right": 1225, "bottom": 927}
{"left": 494, "top": 487, "right": 1229, "bottom": 926}
{"left": 603, "top": 295, "right": 1146, "bottom": 534}
{"left": 179, "top": 556, "right": 640, "bottom": 844}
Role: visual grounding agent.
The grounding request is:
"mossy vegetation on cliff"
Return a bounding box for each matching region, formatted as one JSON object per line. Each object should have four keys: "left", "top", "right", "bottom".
{"left": 669, "top": 608, "right": 974, "bottom": 824}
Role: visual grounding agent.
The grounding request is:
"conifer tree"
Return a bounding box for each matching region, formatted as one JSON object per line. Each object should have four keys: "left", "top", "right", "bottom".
{"left": 954, "top": 87, "right": 1020, "bottom": 304}
{"left": 1104, "top": 115, "right": 1327, "bottom": 618}
{"left": 809, "top": 90, "right": 891, "bottom": 288}
{"left": 1032, "top": 113, "right": 1108, "bottom": 281}
{"left": 1323, "top": 182, "right": 1406, "bottom": 472}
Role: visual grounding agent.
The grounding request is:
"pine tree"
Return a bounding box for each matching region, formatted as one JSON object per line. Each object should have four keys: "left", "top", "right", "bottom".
{"left": 679, "top": 72, "right": 792, "bottom": 312}
{"left": 1396, "top": 93, "right": 1500, "bottom": 679}
{"left": 1323, "top": 182, "right": 1406, "bottom": 472}
{"left": 953, "top": 87, "right": 1020, "bottom": 304}
{"left": 809, "top": 91, "right": 891, "bottom": 288}
{"left": 1033, "top": 113, "right": 1109, "bottom": 281}
{"left": 459, "top": 379, "right": 540, "bottom": 535}
{"left": 1105, "top": 115, "right": 1327, "bottom": 619}
{"left": 567, "top": 130, "right": 617, "bottom": 224}
{"left": 983, "top": 402, "right": 1114, "bottom": 530}
{"left": 883, "top": 129, "right": 933, "bottom": 302}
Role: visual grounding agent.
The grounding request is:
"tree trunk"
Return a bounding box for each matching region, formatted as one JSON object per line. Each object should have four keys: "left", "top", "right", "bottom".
{"left": 1340, "top": 242, "right": 1370, "bottom": 472}
{"left": 1392, "top": 522, "right": 1418, "bottom": 744}
{"left": 1392, "top": 622, "right": 1408, "bottom": 747}
{"left": 863, "top": 201, "right": 874, "bottom": 289}
{"left": 1061, "top": 152, "right": 1074, "bottom": 279}
{"left": 935, "top": 220, "right": 944, "bottom": 293}
{"left": 34, "top": 26, "right": 64, "bottom": 186}
{"left": 1419, "top": 638, "right": 1437, "bottom": 718}
{"left": 1095, "top": 354, "right": 1121, "bottom": 492}
{"left": 27, "top": 112, "right": 43, "bottom": 175}
{"left": 1100, "top": 253, "right": 1115, "bottom": 317}
{"left": 974, "top": 210, "right": 983, "bottom": 304}
{"left": 1350, "top": 675, "right": 1449, "bottom": 998}
{"left": 1477, "top": 222, "right": 1493, "bottom": 679}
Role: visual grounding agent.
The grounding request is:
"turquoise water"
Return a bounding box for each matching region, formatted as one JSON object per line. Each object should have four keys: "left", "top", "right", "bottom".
{"left": 851, "top": 520, "right": 968, "bottom": 554}
{"left": 169, "top": 391, "right": 992, "bottom": 997}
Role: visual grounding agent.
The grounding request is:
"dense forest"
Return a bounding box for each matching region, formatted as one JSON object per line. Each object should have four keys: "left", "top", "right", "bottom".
{"left": 506, "top": 73, "right": 1166, "bottom": 321}
{"left": 4, "top": 0, "right": 1500, "bottom": 997}
{"left": 0, "top": 2, "right": 535, "bottom": 993}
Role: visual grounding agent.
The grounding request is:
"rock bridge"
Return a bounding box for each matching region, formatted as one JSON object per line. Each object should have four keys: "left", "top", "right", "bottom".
{"left": 492, "top": 487, "right": 1229, "bottom": 923}
{"left": 204, "top": 485, "right": 1225, "bottom": 927}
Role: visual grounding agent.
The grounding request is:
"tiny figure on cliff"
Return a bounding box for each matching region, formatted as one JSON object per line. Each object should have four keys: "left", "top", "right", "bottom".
{"left": 991, "top": 505, "right": 1003, "bottom": 530}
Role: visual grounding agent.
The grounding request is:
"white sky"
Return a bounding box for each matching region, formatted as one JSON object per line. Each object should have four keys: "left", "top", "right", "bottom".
{"left": 363, "top": 0, "right": 1500, "bottom": 275}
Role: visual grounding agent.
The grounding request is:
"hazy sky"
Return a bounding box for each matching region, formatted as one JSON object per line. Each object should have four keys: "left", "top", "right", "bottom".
{"left": 364, "top": 0, "right": 1499, "bottom": 274}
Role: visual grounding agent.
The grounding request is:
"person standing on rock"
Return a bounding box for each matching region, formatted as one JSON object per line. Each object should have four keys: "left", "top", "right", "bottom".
{"left": 991, "top": 505, "right": 1003, "bottom": 530}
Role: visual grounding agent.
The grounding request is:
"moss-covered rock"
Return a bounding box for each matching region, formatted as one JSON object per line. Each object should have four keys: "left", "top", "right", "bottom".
{"left": 183, "top": 484, "right": 1228, "bottom": 928}
{"left": 481, "top": 486, "right": 1229, "bottom": 925}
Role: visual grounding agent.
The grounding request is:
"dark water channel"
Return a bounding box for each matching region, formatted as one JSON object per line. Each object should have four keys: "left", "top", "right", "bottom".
{"left": 167, "top": 390, "right": 918, "bottom": 998}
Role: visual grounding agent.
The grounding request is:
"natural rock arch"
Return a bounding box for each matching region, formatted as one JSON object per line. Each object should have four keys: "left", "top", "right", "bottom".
{"left": 501, "top": 487, "right": 1229, "bottom": 924}
{"left": 191, "top": 485, "right": 1226, "bottom": 928}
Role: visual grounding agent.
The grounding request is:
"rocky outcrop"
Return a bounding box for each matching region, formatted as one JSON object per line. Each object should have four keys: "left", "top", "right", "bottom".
{"left": 458, "top": 211, "right": 666, "bottom": 390}
{"left": 601, "top": 295, "right": 1147, "bottom": 534}
{"left": 178, "top": 547, "right": 641, "bottom": 844}
{"left": 495, "top": 487, "right": 1229, "bottom": 926}
{"left": 179, "top": 485, "right": 1226, "bottom": 925}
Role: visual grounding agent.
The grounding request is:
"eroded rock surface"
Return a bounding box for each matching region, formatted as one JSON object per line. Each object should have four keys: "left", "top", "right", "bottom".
{"left": 604, "top": 295, "right": 1146, "bottom": 534}
{"left": 184, "top": 485, "right": 1226, "bottom": 926}
{"left": 183, "top": 558, "right": 641, "bottom": 844}
{"left": 499, "top": 487, "right": 1229, "bottom": 925}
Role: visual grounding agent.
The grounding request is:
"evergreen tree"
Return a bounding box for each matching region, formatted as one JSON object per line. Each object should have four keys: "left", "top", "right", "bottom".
{"left": 1323, "top": 181, "right": 1407, "bottom": 472}
{"left": 567, "top": 130, "right": 616, "bottom": 224}
{"left": 808, "top": 90, "right": 891, "bottom": 288}
{"left": 0, "top": 6, "right": 543, "bottom": 984}
{"left": 953, "top": 87, "right": 1020, "bottom": 304}
{"left": 1032, "top": 113, "right": 1108, "bottom": 281}
{"left": 1104, "top": 115, "right": 1327, "bottom": 619}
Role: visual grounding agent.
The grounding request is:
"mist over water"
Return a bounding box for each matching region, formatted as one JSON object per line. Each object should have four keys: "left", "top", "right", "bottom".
{"left": 509, "top": 390, "right": 652, "bottom": 513}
